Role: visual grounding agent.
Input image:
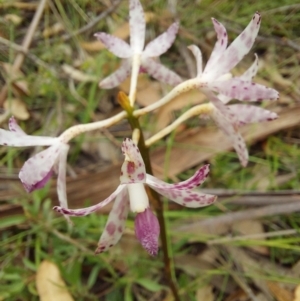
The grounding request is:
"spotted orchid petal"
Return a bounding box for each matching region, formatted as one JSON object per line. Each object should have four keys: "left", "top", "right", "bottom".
{"left": 53, "top": 184, "right": 126, "bottom": 217}
{"left": 99, "top": 59, "right": 131, "bottom": 89}
{"left": 96, "top": 188, "right": 130, "bottom": 254}
{"left": 19, "top": 143, "right": 63, "bottom": 192}
{"left": 211, "top": 107, "right": 248, "bottom": 166}
{"left": 143, "top": 22, "right": 179, "bottom": 57}
{"left": 146, "top": 164, "right": 210, "bottom": 191}
{"left": 8, "top": 116, "right": 26, "bottom": 134}
{"left": 129, "top": 0, "right": 146, "bottom": 53}
{"left": 204, "top": 18, "right": 228, "bottom": 73}
{"left": 1, "top": 118, "right": 59, "bottom": 147}
{"left": 148, "top": 181, "right": 216, "bottom": 208}
{"left": 203, "top": 89, "right": 237, "bottom": 123}
{"left": 142, "top": 57, "right": 182, "bottom": 86}
{"left": 241, "top": 54, "right": 259, "bottom": 81}
{"left": 56, "top": 144, "right": 70, "bottom": 209}
{"left": 188, "top": 45, "right": 203, "bottom": 76}
{"left": 208, "top": 78, "right": 279, "bottom": 101}
{"left": 228, "top": 104, "right": 278, "bottom": 125}
{"left": 135, "top": 208, "right": 160, "bottom": 256}
{"left": 120, "top": 138, "right": 146, "bottom": 184}
{"left": 94, "top": 33, "right": 132, "bottom": 58}
{"left": 208, "top": 12, "right": 261, "bottom": 80}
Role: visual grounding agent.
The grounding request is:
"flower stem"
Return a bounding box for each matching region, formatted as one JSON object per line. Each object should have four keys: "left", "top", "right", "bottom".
{"left": 119, "top": 93, "right": 180, "bottom": 301}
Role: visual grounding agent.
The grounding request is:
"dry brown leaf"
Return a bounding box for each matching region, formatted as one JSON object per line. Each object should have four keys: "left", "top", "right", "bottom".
{"left": 36, "top": 260, "right": 74, "bottom": 301}
{"left": 231, "top": 220, "right": 269, "bottom": 255}
{"left": 267, "top": 282, "right": 294, "bottom": 301}
{"left": 196, "top": 285, "right": 214, "bottom": 301}
{"left": 81, "top": 12, "right": 154, "bottom": 52}
{"left": 62, "top": 64, "right": 98, "bottom": 82}
{"left": 4, "top": 98, "right": 29, "bottom": 120}
{"left": 1, "top": 63, "right": 29, "bottom": 96}
{"left": 294, "top": 284, "right": 300, "bottom": 301}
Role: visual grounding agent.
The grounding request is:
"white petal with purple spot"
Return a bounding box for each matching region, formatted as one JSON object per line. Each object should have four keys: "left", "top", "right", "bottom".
{"left": 96, "top": 188, "right": 130, "bottom": 254}
{"left": 143, "top": 22, "right": 179, "bottom": 57}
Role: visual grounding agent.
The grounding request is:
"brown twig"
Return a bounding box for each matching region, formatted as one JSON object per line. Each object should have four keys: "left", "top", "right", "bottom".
{"left": 177, "top": 201, "right": 300, "bottom": 233}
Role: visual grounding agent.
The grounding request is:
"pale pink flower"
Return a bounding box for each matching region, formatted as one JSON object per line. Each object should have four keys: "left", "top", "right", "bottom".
{"left": 95, "top": 0, "right": 181, "bottom": 88}
{"left": 54, "top": 138, "right": 216, "bottom": 256}
{"left": 0, "top": 117, "right": 69, "bottom": 210}
{"left": 188, "top": 13, "right": 279, "bottom": 166}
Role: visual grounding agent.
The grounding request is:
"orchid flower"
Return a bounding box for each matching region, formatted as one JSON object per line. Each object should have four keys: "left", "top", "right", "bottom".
{"left": 95, "top": 0, "right": 182, "bottom": 89}
{"left": 191, "top": 13, "right": 278, "bottom": 106}
{"left": 54, "top": 138, "right": 216, "bottom": 256}
{"left": 0, "top": 117, "right": 69, "bottom": 210}
{"left": 186, "top": 13, "right": 279, "bottom": 166}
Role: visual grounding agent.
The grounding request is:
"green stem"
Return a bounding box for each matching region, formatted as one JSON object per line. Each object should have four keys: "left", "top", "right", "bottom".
{"left": 124, "top": 106, "right": 180, "bottom": 301}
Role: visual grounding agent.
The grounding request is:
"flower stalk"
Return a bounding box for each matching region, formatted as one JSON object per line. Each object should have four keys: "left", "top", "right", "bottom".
{"left": 119, "top": 91, "right": 181, "bottom": 301}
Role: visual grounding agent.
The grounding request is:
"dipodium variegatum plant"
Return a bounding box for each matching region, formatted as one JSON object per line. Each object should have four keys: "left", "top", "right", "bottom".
{"left": 0, "top": 0, "right": 279, "bottom": 299}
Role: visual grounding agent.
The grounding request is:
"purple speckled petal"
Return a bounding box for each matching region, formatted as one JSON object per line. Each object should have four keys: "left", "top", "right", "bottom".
{"left": 53, "top": 184, "right": 126, "bottom": 217}
{"left": 203, "top": 89, "right": 237, "bottom": 122}
{"left": 94, "top": 33, "right": 132, "bottom": 58}
{"left": 208, "top": 78, "right": 279, "bottom": 102}
{"left": 0, "top": 129, "right": 58, "bottom": 147}
{"left": 56, "top": 144, "right": 70, "bottom": 209}
{"left": 209, "top": 12, "right": 261, "bottom": 80}
{"left": 99, "top": 59, "right": 131, "bottom": 89}
{"left": 211, "top": 107, "right": 248, "bottom": 167}
{"left": 228, "top": 104, "right": 278, "bottom": 125}
{"left": 142, "top": 58, "right": 182, "bottom": 86}
{"left": 204, "top": 18, "right": 228, "bottom": 73}
{"left": 129, "top": 0, "right": 145, "bottom": 53}
{"left": 241, "top": 54, "right": 259, "bottom": 81}
{"left": 8, "top": 116, "right": 26, "bottom": 135}
{"left": 120, "top": 138, "right": 146, "bottom": 184}
{"left": 146, "top": 164, "right": 210, "bottom": 191}
{"left": 135, "top": 208, "right": 160, "bottom": 256}
{"left": 188, "top": 45, "right": 203, "bottom": 76}
{"left": 143, "top": 22, "right": 179, "bottom": 57}
{"left": 19, "top": 143, "right": 62, "bottom": 192}
{"left": 149, "top": 183, "right": 217, "bottom": 208}
{"left": 95, "top": 188, "right": 130, "bottom": 254}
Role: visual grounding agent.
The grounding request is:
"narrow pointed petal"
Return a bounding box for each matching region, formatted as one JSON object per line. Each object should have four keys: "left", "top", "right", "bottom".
{"left": 53, "top": 184, "right": 126, "bottom": 216}
{"left": 188, "top": 45, "right": 203, "bottom": 76}
{"left": 146, "top": 164, "right": 210, "bottom": 191}
{"left": 149, "top": 184, "right": 217, "bottom": 208}
{"left": 129, "top": 0, "right": 145, "bottom": 53}
{"left": 209, "top": 78, "right": 279, "bottom": 101}
{"left": 211, "top": 107, "right": 248, "bottom": 166}
{"left": 9, "top": 116, "right": 26, "bottom": 134}
{"left": 135, "top": 208, "right": 160, "bottom": 256}
{"left": 142, "top": 58, "right": 182, "bottom": 86}
{"left": 210, "top": 12, "right": 261, "bottom": 79}
{"left": 241, "top": 54, "right": 259, "bottom": 81}
{"left": 94, "top": 33, "right": 132, "bottom": 58}
{"left": 204, "top": 18, "right": 228, "bottom": 72}
{"left": 203, "top": 89, "right": 237, "bottom": 122}
{"left": 0, "top": 129, "right": 58, "bottom": 147}
{"left": 95, "top": 189, "right": 130, "bottom": 254}
{"left": 99, "top": 59, "right": 131, "bottom": 89}
{"left": 56, "top": 144, "right": 70, "bottom": 209}
{"left": 143, "top": 22, "right": 179, "bottom": 57}
{"left": 19, "top": 144, "right": 62, "bottom": 192}
{"left": 120, "top": 138, "right": 146, "bottom": 184}
{"left": 228, "top": 104, "right": 278, "bottom": 125}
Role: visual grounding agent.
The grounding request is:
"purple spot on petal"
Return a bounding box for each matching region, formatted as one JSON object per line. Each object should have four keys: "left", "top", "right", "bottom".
{"left": 106, "top": 222, "right": 116, "bottom": 236}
